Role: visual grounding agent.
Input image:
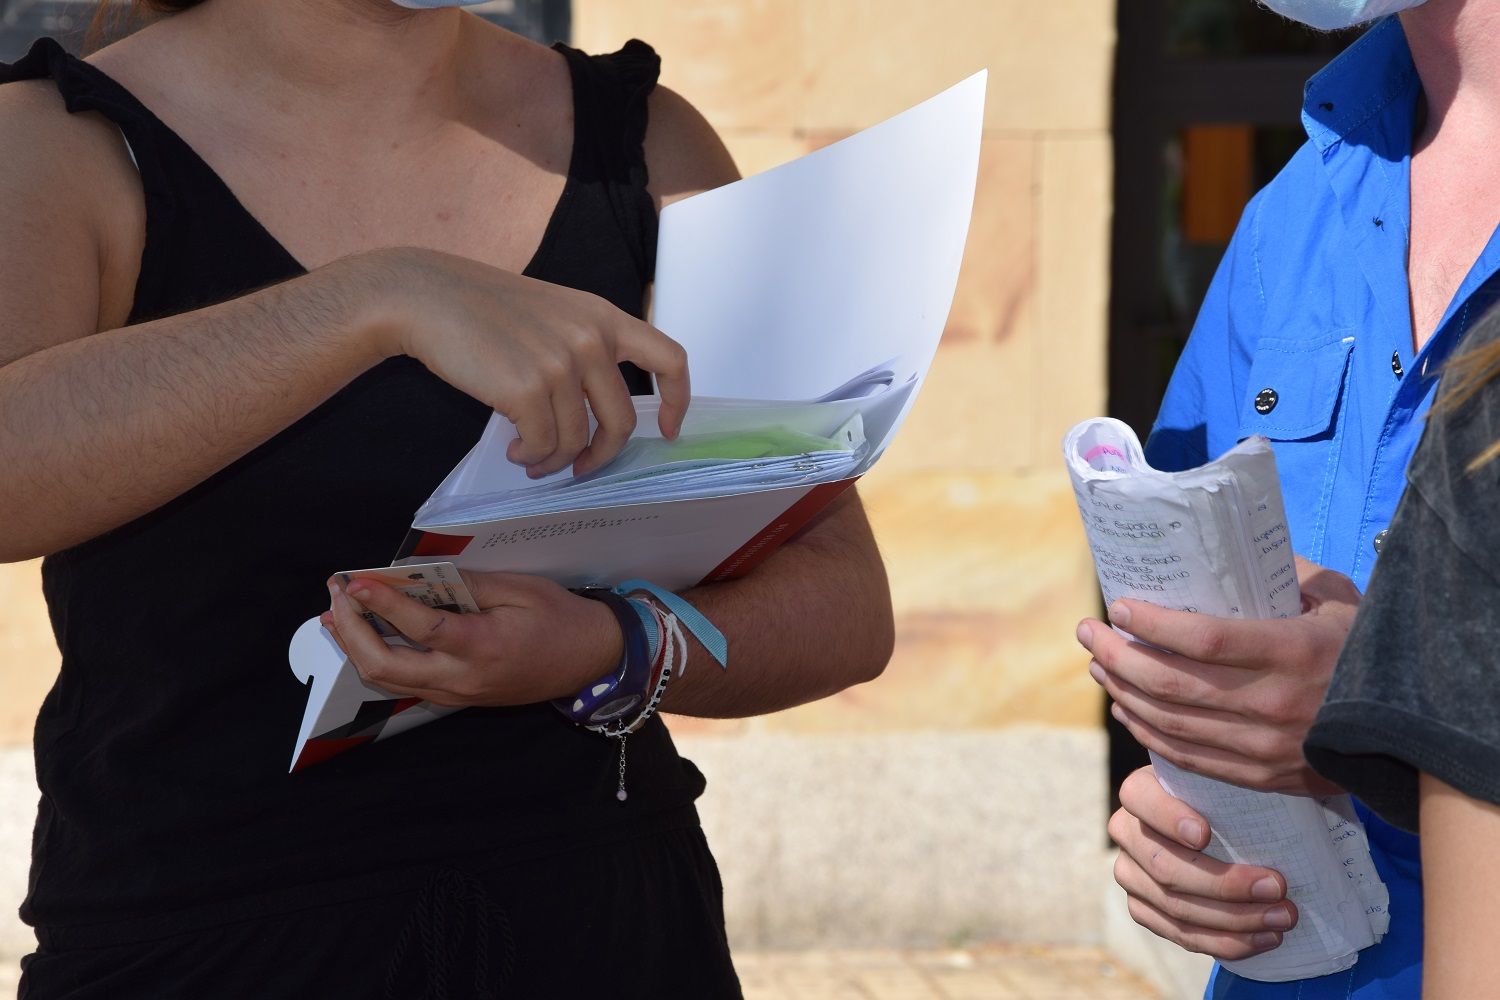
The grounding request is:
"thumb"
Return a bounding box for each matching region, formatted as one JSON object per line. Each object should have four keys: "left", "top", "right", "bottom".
{"left": 1294, "top": 555, "right": 1361, "bottom": 609}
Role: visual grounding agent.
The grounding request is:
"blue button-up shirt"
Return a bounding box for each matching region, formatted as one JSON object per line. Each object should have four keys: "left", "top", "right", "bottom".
{"left": 1146, "top": 16, "right": 1500, "bottom": 999}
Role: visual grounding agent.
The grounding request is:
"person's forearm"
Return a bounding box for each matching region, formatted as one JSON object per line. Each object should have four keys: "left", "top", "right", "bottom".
{"left": 1420, "top": 772, "right": 1500, "bottom": 999}
{"left": 659, "top": 490, "right": 894, "bottom": 718}
{"left": 0, "top": 256, "right": 387, "bottom": 560}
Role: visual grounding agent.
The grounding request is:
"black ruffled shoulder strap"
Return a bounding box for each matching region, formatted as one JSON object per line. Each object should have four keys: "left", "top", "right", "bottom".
{"left": 2, "top": 38, "right": 178, "bottom": 220}
{"left": 0, "top": 38, "right": 302, "bottom": 321}
{"left": 552, "top": 39, "right": 661, "bottom": 285}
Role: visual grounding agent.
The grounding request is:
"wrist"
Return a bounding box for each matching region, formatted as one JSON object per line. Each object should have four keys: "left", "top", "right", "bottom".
{"left": 576, "top": 591, "right": 627, "bottom": 684}
{"left": 319, "top": 248, "right": 420, "bottom": 365}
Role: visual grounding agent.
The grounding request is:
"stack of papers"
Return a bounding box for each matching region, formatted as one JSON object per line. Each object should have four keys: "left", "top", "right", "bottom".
{"left": 416, "top": 361, "right": 910, "bottom": 529}
{"left": 1063, "top": 417, "right": 1389, "bottom": 982}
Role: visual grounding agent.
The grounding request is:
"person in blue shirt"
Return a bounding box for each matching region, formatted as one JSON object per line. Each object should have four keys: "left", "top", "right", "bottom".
{"left": 1075, "top": 0, "right": 1500, "bottom": 996}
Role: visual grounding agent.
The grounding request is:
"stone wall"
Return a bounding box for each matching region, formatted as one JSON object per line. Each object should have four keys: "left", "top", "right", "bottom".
{"left": 0, "top": 0, "right": 1117, "bottom": 971}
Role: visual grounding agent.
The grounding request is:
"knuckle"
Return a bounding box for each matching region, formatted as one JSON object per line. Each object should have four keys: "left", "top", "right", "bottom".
{"left": 539, "top": 351, "right": 576, "bottom": 383}
{"left": 1107, "top": 809, "right": 1129, "bottom": 845}
{"left": 1253, "top": 765, "right": 1285, "bottom": 792}
{"left": 447, "top": 677, "right": 484, "bottom": 702}
{"left": 1119, "top": 766, "right": 1151, "bottom": 800}
{"left": 421, "top": 615, "right": 449, "bottom": 643}
{"left": 1193, "top": 622, "right": 1228, "bottom": 662}
{"left": 1257, "top": 731, "right": 1295, "bottom": 764}
{"left": 1253, "top": 689, "right": 1294, "bottom": 724}
{"left": 567, "top": 321, "right": 609, "bottom": 356}
{"left": 1154, "top": 710, "right": 1191, "bottom": 741}
{"left": 1147, "top": 668, "right": 1182, "bottom": 703}
{"left": 1161, "top": 892, "right": 1196, "bottom": 924}
{"left": 1124, "top": 897, "right": 1156, "bottom": 932}
{"left": 1144, "top": 846, "right": 1179, "bottom": 890}
{"left": 1171, "top": 751, "right": 1203, "bottom": 779}
{"left": 353, "top": 658, "right": 384, "bottom": 683}
{"left": 510, "top": 369, "right": 547, "bottom": 399}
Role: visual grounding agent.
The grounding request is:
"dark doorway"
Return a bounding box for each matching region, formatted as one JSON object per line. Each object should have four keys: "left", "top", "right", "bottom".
{"left": 1106, "top": 0, "right": 1355, "bottom": 805}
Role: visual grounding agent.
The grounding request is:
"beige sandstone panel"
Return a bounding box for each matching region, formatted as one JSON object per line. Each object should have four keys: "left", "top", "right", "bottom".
{"left": 875, "top": 135, "right": 1039, "bottom": 478}
{"left": 1033, "top": 134, "right": 1111, "bottom": 463}
{"left": 876, "top": 339, "right": 1033, "bottom": 480}
{"left": 717, "top": 130, "right": 811, "bottom": 180}
{"left": 800, "top": 0, "right": 1114, "bottom": 134}
{"left": 943, "top": 136, "right": 1038, "bottom": 349}
{"left": 757, "top": 469, "right": 1100, "bottom": 732}
{"left": 0, "top": 561, "right": 57, "bottom": 747}
{"left": 571, "top": 0, "right": 805, "bottom": 131}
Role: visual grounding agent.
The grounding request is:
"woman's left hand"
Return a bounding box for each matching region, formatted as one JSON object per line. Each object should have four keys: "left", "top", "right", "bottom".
{"left": 321, "top": 570, "right": 622, "bottom": 707}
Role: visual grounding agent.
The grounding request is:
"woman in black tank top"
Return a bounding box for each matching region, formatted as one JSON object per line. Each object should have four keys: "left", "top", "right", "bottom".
{"left": 0, "top": 1, "right": 776, "bottom": 996}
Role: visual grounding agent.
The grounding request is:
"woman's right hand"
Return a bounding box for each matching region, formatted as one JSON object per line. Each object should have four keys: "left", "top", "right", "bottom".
{"left": 345, "top": 246, "right": 691, "bottom": 479}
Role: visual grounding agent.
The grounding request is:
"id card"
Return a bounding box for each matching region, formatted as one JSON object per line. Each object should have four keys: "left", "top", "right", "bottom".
{"left": 334, "top": 561, "right": 480, "bottom": 647}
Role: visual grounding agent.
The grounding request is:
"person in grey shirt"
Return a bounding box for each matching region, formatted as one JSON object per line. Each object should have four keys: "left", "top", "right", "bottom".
{"left": 1305, "top": 302, "right": 1500, "bottom": 998}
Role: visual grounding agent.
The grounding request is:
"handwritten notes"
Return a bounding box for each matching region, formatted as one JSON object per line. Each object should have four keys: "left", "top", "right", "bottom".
{"left": 1063, "top": 417, "right": 1388, "bottom": 982}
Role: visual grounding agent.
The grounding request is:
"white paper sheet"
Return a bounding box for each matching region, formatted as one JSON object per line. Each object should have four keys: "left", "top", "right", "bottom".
{"left": 652, "top": 70, "right": 986, "bottom": 452}
{"left": 1063, "top": 417, "right": 1388, "bottom": 982}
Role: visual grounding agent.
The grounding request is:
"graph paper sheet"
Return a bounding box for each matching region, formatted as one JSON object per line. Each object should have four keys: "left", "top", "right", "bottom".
{"left": 1063, "top": 417, "right": 1389, "bottom": 983}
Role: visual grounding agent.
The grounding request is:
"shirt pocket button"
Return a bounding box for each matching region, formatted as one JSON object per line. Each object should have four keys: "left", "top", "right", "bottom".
{"left": 1254, "top": 387, "right": 1280, "bottom": 414}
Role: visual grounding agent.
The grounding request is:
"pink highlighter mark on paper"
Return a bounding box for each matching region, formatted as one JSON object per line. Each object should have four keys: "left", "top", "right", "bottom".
{"left": 1083, "top": 444, "right": 1127, "bottom": 467}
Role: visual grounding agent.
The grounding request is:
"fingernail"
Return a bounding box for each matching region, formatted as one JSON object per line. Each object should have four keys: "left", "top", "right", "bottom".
{"left": 327, "top": 580, "right": 341, "bottom": 600}
{"left": 1251, "top": 877, "right": 1283, "bottom": 902}
{"left": 1107, "top": 601, "right": 1131, "bottom": 627}
{"left": 1110, "top": 703, "right": 1128, "bottom": 724}
{"left": 1088, "top": 661, "right": 1106, "bottom": 685}
{"left": 1177, "top": 818, "right": 1205, "bottom": 846}
{"left": 1251, "top": 932, "right": 1281, "bottom": 950}
{"left": 1076, "top": 621, "right": 1093, "bottom": 648}
{"left": 1263, "top": 905, "right": 1294, "bottom": 930}
{"left": 347, "top": 584, "right": 369, "bottom": 600}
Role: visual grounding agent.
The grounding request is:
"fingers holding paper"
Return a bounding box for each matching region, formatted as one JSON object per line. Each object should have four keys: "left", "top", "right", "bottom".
{"left": 322, "top": 572, "right": 620, "bottom": 708}
{"left": 364, "top": 249, "right": 689, "bottom": 480}
{"left": 1078, "top": 561, "right": 1359, "bottom": 795}
{"left": 1110, "top": 767, "right": 1296, "bottom": 961}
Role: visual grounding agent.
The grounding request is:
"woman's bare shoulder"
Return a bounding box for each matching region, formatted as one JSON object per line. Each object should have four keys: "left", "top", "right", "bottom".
{"left": 645, "top": 85, "right": 739, "bottom": 210}
{"left": 0, "top": 77, "right": 145, "bottom": 334}
{"left": 0, "top": 76, "right": 140, "bottom": 211}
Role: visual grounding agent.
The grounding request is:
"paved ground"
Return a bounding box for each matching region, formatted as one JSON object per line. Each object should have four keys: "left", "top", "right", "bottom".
{"left": 738, "top": 946, "right": 1160, "bottom": 1000}
{"left": 1, "top": 946, "right": 1160, "bottom": 999}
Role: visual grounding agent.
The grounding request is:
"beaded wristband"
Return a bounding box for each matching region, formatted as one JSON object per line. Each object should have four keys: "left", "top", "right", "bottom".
{"left": 555, "top": 582, "right": 724, "bottom": 801}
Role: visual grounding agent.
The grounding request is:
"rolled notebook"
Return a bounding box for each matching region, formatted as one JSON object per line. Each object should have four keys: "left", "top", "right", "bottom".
{"left": 1063, "top": 417, "right": 1389, "bottom": 983}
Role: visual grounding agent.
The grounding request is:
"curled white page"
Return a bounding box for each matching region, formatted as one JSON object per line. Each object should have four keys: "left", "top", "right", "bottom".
{"left": 1063, "top": 417, "right": 1389, "bottom": 982}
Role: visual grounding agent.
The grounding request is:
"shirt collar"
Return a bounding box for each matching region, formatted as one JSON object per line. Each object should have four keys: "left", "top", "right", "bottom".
{"left": 1301, "top": 16, "right": 1419, "bottom": 154}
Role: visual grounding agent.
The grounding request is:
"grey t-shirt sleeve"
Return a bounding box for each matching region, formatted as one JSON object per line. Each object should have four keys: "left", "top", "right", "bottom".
{"left": 1304, "top": 325, "right": 1500, "bottom": 834}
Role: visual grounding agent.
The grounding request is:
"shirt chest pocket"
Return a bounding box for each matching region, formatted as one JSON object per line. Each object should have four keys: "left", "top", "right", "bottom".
{"left": 1238, "top": 332, "right": 1356, "bottom": 441}
{"left": 1237, "top": 331, "right": 1356, "bottom": 554}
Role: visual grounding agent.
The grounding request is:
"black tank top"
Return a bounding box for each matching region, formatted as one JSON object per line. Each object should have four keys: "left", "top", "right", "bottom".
{"left": 4, "top": 36, "right": 706, "bottom": 949}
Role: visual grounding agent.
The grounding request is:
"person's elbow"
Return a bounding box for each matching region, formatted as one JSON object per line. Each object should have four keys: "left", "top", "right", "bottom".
{"left": 850, "top": 586, "right": 896, "bottom": 685}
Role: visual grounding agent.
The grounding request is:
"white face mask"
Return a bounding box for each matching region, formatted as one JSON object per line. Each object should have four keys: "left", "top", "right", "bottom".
{"left": 1257, "top": 0, "right": 1428, "bottom": 30}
